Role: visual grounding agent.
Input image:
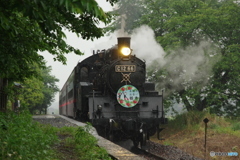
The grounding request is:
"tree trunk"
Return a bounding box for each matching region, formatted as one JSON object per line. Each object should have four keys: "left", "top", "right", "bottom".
{"left": 195, "top": 95, "right": 207, "bottom": 111}
{"left": 44, "top": 107, "right": 47, "bottom": 114}
{"left": 179, "top": 90, "right": 194, "bottom": 111}
{"left": 0, "top": 78, "right": 8, "bottom": 112}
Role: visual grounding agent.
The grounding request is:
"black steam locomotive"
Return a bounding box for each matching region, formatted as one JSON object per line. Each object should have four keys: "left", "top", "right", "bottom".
{"left": 59, "top": 37, "right": 167, "bottom": 148}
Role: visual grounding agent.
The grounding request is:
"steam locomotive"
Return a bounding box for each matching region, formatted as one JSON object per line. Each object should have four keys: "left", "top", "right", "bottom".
{"left": 59, "top": 37, "right": 167, "bottom": 148}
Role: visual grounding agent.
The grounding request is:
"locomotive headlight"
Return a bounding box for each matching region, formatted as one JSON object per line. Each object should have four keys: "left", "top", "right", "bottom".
{"left": 121, "top": 47, "right": 131, "bottom": 56}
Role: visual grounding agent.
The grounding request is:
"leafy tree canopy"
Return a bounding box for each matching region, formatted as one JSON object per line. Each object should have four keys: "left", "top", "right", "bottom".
{"left": 0, "top": 0, "right": 117, "bottom": 82}
{"left": 8, "top": 62, "right": 59, "bottom": 113}
{"left": 109, "top": 0, "right": 240, "bottom": 116}
{"left": 0, "top": 0, "right": 117, "bottom": 111}
{"left": 28, "top": 65, "right": 59, "bottom": 114}
{"left": 106, "top": 0, "right": 144, "bottom": 34}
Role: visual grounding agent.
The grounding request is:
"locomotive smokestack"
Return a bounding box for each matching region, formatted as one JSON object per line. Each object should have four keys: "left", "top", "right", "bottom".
{"left": 118, "top": 37, "right": 131, "bottom": 49}
{"left": 118, "top": 37, "right": 132, "bottom": 57}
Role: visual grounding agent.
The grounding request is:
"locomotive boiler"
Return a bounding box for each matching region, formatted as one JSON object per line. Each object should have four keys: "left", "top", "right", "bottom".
{"left": 59, "top": 37, "right": 167, "bottom": 148}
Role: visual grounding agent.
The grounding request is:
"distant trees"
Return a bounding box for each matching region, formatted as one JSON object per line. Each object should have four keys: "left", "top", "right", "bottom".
{"left": 110, "top": 0, "right": 240, "bottom": 116}
{"left": 38, "top": 66, "right": 59, "bottom": 114}
{"left": 106, "top": 0, "right": 144, "bottom": 34}
{"left": 0, "top": 0, "right": 117, "bottom": 111}
{"left": 19, "top": 65, "right": 59, "bottom": 114}
{"left": 7, "top": 63, "right": 59, "bottom": 114}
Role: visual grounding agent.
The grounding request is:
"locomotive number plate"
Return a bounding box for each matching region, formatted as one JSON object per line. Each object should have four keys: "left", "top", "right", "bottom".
{"left": 115, "top": 65, "right": 136, "bottom": 72}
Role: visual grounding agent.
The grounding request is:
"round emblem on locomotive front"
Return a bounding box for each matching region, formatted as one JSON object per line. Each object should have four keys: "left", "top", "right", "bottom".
{"left": 117, "top": 85, "right": 140, "bottom": 108}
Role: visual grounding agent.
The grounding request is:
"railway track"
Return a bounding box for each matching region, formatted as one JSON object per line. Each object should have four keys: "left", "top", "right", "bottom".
{"left": 115, "top": 139, "right": 166, "bottom": 160}
{"left": 133, "top": 147, "right": 167, "bottom": 160}
{"left": 33, "top": 115, "right": 203, "bottom": 160}
{"left": 116, "top": 139, "right": 204, "bottom": 160}
{"left": 144, "top": 149, "right": 167, "bottom": 160}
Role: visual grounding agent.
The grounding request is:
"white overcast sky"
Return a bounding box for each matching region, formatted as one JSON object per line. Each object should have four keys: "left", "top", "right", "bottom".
{"left": 43, "top": 1, "right": 115, "bottom": 109}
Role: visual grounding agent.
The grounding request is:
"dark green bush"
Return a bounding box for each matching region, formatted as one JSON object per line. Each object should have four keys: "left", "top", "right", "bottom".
{"left": 0, "top": 110, "right": 58, "bottom": 160}
{"left": 74, "top": 124, "right": 112, "bottom": 160}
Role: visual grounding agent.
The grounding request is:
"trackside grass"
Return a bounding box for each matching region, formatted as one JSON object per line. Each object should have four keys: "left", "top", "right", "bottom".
{"left": 0, "top": 110, "right": 111, "bottom": 160}
{"left": 0, "top": 110, "right": 58, "bottom": 160}
{"left": 151, "top": 110, "right": 240, "bottom": 160}
{"left": 55, "top": 124, "right": 112, "bottom": 160}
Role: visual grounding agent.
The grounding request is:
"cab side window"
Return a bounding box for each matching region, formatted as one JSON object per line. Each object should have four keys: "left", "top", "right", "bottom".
{"left": 80, "top": 67, "right": 88, "bottom": 81}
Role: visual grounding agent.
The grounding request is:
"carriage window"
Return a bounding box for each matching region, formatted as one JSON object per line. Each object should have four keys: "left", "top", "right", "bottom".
{"left": 68, "top": 89, "right": 73, "bottom": 98}
{"left": 80, "top": 67, "right": 88, "bottom": 81}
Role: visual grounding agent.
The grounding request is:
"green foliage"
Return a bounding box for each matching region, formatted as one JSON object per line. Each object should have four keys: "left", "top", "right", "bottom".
{"left": 6, "top": 63, "right": 59, "bottom": 113}
{"left": 165, "top": 111, "right": 240, "bottom": 138}
{"left": 0, "top": 111, "right": 111, "bottom": 160}
{"left": 53, "top": 123, "right": 111, "bottom": 160}
{"left": 19, "top": 77, "right": 45, "bottom": 107}
{"left": 209, "top": 44, "right": 240, "bottom": 116}
{"left": 0, "top": 110, "right": 58, "bottom": 160}
{"left": 58, "top": 126, "right": 77, "bottom": 136}
{"left": 208, "top": 123, "right": 219, "bottom": 130}
{"left": 109, "top": 0, "right": 240, "bottom": 115}
{"left": 232, "top": 122, "right": 240, "bottom": 131}
{"left": 30, "top": 65, "right": 59, "bottom": 114}
{"left": 163, "top": 141, "right": 174, "bottom": 146}
{"left": 0, "top": 0, "right": 117, "bottom": 111}
{"left": 213, "top": 126, "right": 240, "bottom": 137}
{"left": 0, "top": 0, "right": 116, "bottom": 91}
{"left": 169, "top": 110, "right": 207, "bottom": 130}
{"left": 106, "top": 0, "right": 145, "bottom": 33}
{"left": 74, "top": 124, "right": 111, "bottom": 160}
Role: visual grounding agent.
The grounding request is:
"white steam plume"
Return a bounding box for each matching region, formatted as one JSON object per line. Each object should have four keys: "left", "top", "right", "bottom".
{"left": 131, "top": 25, "right": 166, "bottom": 66}
{"left": 93, "top": 25, "right": 220, "bottom": 96}
{"left": 93, "top": 25, "right": 166, "bottom": 66}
